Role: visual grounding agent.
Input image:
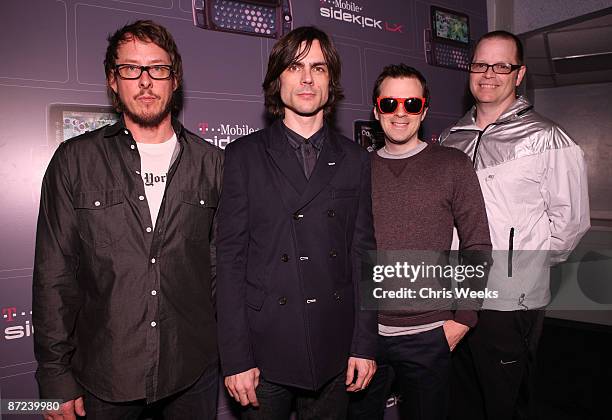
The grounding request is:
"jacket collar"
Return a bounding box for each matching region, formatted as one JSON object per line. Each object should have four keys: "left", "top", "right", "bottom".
{"left": 452, "top": 96, "right": 533, "bottom": 131}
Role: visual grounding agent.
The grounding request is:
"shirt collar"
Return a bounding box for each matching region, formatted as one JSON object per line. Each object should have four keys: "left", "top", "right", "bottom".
{"left": 283, "top": 123, "right": 326, "bottom": 151}
{"left": 104, "top": 115, "right": 185, "bottom": 141}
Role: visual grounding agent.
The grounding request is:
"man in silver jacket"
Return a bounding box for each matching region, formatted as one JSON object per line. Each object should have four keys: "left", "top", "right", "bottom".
{"left": 439, "top": 30, "right": 590, "bottom": 420}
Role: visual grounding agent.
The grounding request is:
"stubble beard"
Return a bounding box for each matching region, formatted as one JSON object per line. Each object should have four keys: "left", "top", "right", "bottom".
{"left": 120, "top": 92, "right": 174, "bottom": 128}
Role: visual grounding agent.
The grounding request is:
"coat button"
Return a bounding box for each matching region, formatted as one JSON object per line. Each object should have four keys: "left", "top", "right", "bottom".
{"left": 327, "top": 209, "right": 336, "bottom": 217}
{"left": 329, "top": 250, "right": 337, "bottom": 258}
{"left": 281, "top": 254, "right": 289, "bottom": 262}
{"left": 293, "top": 213, "right": 303, "bottom": 220}
{"left": 278, "top": 297, "right": 287, "bottom": 305}
{"left": 333, "top": 291, "right": 341, "bottom": 302}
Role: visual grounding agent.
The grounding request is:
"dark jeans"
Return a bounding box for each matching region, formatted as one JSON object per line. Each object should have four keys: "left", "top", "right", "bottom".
{"left": 348, "top": 327, "right": 451, "bottom": 420}
{"left": 83, "top": 363, "right": 219, "bottom": 420}
{"left": 242, "top": 371, "right": 349, "bottom": 420}
{"left": 451, "top": 310, "right": 545, "bottom": 420}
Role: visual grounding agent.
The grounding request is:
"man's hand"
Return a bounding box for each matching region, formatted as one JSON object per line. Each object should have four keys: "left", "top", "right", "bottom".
{"left": 442, "top": 320, "right": 470, "bottom": 351}
{"left": 43, "top": 396, "right": 85, "bottom": 420}
{"left": 224, "top": 367, "right": 260, "bottom": 407}
{"left": 345, "top": 357, "right": 376, "bottom": 392}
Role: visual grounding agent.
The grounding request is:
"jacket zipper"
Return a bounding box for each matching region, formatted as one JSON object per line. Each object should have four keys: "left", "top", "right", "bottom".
{"left": 508, "top": 227, "right": 514, "bottom": 277}
{"left": 449, "top": 126, "right": 492, "bottom": 168}
{"left": 472, "top": 130, "right": 486, "bottom": 167}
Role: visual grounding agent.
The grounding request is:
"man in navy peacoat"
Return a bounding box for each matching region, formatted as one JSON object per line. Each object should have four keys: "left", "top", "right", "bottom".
{"left": 216, "top": 26, "right": 378, "bottom": 419}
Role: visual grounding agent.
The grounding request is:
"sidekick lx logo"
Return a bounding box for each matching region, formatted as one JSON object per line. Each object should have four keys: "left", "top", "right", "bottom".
{"left": 319, "top": 0, "right": 403, "bottom": 33}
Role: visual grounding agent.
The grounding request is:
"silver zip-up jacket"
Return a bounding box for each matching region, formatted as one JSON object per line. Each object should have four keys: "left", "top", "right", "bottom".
{"left": 440, "top": 96, "right": 590, "bottom": 310}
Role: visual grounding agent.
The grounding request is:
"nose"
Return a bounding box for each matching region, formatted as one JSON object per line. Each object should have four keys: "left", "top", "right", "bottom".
{"left": 395, "top": 101, "right": 407, "bottom": 117}
{"left": 139, "top": 70, "right": 153, "bottom": 88}
{"left": 301, "top": 67, "right": 313, "bottom": 85}
{"left": 483, "top": 65, "right": 496, "bottom": 77}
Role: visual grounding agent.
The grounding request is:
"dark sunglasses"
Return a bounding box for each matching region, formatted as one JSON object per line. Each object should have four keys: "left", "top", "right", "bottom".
{"left": 376, "top": 97, "right": 427, "bottom": 115}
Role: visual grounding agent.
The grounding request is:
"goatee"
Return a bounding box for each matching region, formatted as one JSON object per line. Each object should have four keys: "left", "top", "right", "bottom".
{"left": 120, "top": 93, "right": 173, "bottom": 128}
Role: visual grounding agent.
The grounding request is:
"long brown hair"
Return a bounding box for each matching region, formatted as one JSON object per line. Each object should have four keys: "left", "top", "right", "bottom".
{"left": 262, "top": 26, "right": 344, "bottom": 118}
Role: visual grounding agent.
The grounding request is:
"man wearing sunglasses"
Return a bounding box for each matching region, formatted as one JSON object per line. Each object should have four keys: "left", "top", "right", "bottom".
{"left": 440, "top": 31, "right": 590, "bottom": 420}
{"left": 33, "top": 20, "right": 222, "bottom": 419}
{"left": 348, "top": 64, "right": 491, "bottom": 420}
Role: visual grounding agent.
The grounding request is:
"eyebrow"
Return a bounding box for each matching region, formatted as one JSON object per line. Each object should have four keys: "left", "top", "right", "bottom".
{"left": 118, "top": 58, "right": 170, "bottom": 64}
{"left": 291, "top": 61, "right": 327, "bottom": 67}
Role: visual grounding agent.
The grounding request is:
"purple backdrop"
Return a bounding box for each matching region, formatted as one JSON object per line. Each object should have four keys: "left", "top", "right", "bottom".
{"left": 0, "top": 0, "right": 487, "bottom": 418}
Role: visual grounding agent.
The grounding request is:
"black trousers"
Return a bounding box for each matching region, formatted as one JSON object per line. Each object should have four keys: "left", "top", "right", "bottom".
{"left": 348, "top": 327, "right": 451, "bottom": 420}
{"left": 82, "top": 363, "right": 219, "bottom": 420}
{"left": 241, "top": 371, "right": 349, "bottom": 420}
{"left": 450, "top": 310, "right": 545, "bottom": 420}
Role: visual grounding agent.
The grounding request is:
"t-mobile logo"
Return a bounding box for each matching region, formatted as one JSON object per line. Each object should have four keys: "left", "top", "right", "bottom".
{"left": 2, "top": 307, "right": 17, "bottom": 322}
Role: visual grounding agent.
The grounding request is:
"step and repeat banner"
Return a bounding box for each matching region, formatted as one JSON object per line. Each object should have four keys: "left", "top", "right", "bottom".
{"left": 0, "top": 0, "right": 487, "bottom": 418}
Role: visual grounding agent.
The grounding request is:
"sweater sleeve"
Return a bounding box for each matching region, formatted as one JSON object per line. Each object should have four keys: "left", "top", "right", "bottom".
{"left": 451, "top": 152, "right": 493, "bottom": 327}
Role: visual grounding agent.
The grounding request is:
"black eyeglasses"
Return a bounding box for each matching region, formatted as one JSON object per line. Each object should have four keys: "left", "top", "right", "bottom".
{"left": 376, "top": 97, "right": 427, "bottom": 115}
{"left": 469, "top": 62, "right": 522, "bottom": 74}
{"left": 114, "top": 64, "right": 174, "bottom": 80}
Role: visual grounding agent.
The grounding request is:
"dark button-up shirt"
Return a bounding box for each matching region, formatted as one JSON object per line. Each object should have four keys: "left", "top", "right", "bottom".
{"left": 283, "top": 123, "right": 325, "bottom": 179}
{"left": 33, "top": 118, "right": 223, "bottom": 403}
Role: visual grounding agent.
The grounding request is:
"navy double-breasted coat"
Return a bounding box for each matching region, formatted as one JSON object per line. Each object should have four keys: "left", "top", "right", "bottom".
{"left": 216, "top": 120, "right": 377, "bottom": 390}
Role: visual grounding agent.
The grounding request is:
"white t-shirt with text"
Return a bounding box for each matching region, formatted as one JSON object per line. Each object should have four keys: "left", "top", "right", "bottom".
{"left": 137, "top": 133, "right": 177, "bottom": 228}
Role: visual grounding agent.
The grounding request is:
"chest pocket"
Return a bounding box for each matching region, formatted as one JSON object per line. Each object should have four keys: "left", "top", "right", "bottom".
{"left": 330, "top": 188, "right": 359, "bottom": 218}
{"left": 332, "top": 188, "right": 359, "bottom": 199}
{"left": 74, "top": 189, "right": 127, "bottom": 247}
{"left": 180, "top": 189, "right": 218, "bottom": 242}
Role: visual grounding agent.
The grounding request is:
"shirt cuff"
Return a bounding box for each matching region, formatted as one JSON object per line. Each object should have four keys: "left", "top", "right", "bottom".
{"left": 37, "top": 369, "right": 84, "bottom": 402}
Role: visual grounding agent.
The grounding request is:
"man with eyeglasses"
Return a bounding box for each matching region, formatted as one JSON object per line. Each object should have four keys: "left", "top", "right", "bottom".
{"left": 348, "top": 64, "right": 491, "bottom": 420}
{"left": 440, "top": 31, "right": 590, "bottom": 420}
{"left": 33, "top": 20, "right": 222, "bottom": 419}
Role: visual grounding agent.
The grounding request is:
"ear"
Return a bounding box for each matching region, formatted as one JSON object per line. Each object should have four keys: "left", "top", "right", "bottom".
{"left": 420, "top": 107, "right": 428, "bottom": 122}
{"left": 373, "top": 106, "right": 380, "bottom": 121}
{"left": 108, "top": 72, "right": 118, "bottom": 95}
{"left": 516, "top": 65, "right": 527, "bottom": 87}
{"left": 172, "top": 75, "right": 178, "bottom": 92}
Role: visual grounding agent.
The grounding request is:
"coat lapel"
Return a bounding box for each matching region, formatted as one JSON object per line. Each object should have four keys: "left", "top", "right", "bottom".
{"left": 265, "top": 120, "right": 307, "bottom": 208}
